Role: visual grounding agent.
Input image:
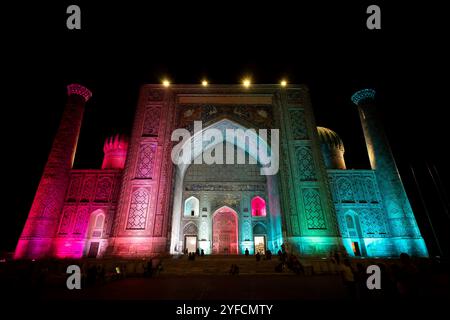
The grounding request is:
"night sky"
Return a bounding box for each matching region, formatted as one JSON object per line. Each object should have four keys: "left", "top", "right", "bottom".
{"left": 2, "top": 2, "right": 448, "bottom": 256}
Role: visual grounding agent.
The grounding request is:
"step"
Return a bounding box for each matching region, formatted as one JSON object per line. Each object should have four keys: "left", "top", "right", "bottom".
{"left": 152, "top": 255, "right": 341, "bottom": 276}
{"left": 157, "top": 255, "right": 295, "bottom": 275}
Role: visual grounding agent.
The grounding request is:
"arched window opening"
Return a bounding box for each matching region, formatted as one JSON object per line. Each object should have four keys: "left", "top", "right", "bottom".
{"left": 90, "top": 211, "right": 105, "bottom": 238}
{"left": 184, "top": 196, "right": 200, "bottom": 217}
{"left": 346, "top": 215, "right": 354, "bottom": 229}
{"left": 251, "top": 196, "right": 266, "bottom": 217}
{"left": 345, "top": 211, "right": 366, "bottom": 257}
{"left": 345, "top": 213, "right": 357, "bottom": 237}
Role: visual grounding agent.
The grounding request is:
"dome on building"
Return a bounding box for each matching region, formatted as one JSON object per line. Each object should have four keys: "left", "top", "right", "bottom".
{"left": 103, "top": 134, "right": 128, "bottom": 153}
{"left": 102, "top": 134, "right": 129, "bottom": 170}
{"left": 317, "top": 127, "right": 345, "bottom": 152}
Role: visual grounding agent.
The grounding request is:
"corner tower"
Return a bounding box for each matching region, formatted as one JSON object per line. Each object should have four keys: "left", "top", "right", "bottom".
{"left": 14, "top": 84, "right": 92, "bottom": 259}
{"left": 351, "top": 89, "right": 427, "bottom": 256}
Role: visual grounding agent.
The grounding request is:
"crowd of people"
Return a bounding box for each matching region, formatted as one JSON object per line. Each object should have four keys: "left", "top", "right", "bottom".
{"left": 185, "top": 248, "right": 205, "bottom": 260}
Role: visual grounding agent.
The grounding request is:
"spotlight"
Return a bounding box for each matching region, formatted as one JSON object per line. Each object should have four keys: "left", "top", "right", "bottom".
{"left": 280, "top": 80, "right": 287, "bottom": 87}
{"left": 242, "top": 79, "right": 251, "bottom": 88}
{"left": 202, "top": 80, "right": 208, "bottom": 87}
{"left": 162, "top": 79, "right": 170, "bottom": 87}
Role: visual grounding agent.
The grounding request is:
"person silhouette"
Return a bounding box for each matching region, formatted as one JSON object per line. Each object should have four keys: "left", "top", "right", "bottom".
{"left": 256, "top": 252, "right": 261, "bottom": 261}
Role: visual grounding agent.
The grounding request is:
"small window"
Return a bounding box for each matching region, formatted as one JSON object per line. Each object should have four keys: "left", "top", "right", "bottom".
{"left": 346, "top": 215, "right": 354, "bottom": 229}
{"left": 90, "top": 211, "right": 105, "bottom": 238}
{"left": 95, "top": 215, "right": 104, "bottom": 229}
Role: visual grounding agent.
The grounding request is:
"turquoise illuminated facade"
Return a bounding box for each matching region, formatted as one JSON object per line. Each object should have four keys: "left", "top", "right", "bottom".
{"left": 171, "top": 86, "right": 428, "bottom": 258}
{"left": 344, "top": 89, "right": 428, "bottom": 256}
{"left": 294, "top": 89, "right": 428, "bottom": 257}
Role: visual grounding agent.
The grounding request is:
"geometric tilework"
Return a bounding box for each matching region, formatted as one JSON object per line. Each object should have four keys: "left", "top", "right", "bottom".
{"left": 328, "top": 172, "right": 379, "bottom": 204}
{"left": 73, "top": 206, "right": 90, "bottom": 236}
{"left": 337, "top": 177, "right": 354, "bottom": 202}
{"left": 364, "top": 177, "right": 378, "bottom": 202}
{"left": 289, "top": 109, "right": 308, "bottom": 140}
{"left": 302, "top": 188, "right": 326, "bottom": 229}
{"left": 296, "top": 146, "right": 316, "bottom": 181}
{"left": 361, "top": 208, "right": 387, "bottom": 237}
{"left": 126, "top": 188, "right": 150, "bottom": 230}
{"left": 136, "top": 144, "right": 156, "bottom": 179}
{"left": 143, "top": 106, "right": 161, "bottom": 136}
{"left": 58, "top": 206, "right": 75, "bottom": 234}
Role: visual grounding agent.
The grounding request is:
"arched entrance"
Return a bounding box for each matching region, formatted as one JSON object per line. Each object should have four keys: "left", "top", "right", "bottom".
{"left": 253, "top": 223, "right": 267, "bottom": 254}
{"left": 212, "top": 206, "right": 238, "bottom": 254}
{"left": 86, "top": 209, "right": 106, "bottom": 258}
{"left": 345, "top": 210, "right": 367, "bottom": 257}
{"left": 169, "top": 118, "right": 283, "bottom": 255}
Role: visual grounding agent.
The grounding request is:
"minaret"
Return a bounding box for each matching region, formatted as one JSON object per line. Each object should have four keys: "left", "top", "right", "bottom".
{"left": 14, "top": 84, "right": 92, "bottom": 259}
{"left": 352, "top": 89, "right": 427, "bottom": 256}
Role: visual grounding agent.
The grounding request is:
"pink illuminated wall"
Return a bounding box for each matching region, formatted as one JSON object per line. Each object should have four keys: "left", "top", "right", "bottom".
{"left": 14, "top": 83, "right": 173, "bottom": 260}
{"left": 109, "top": 86, "right": 175, "bottom": 258}
{"left": 53, "top": 169, "right": 122, "bottom": 258}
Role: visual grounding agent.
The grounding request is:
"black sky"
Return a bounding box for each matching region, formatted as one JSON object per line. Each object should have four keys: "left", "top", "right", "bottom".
{"left": 2, "top": 1, "right": 449, "bottom": 256}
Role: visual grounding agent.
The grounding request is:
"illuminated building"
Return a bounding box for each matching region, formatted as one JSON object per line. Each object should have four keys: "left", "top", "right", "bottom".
{"left": 14, "top": 84, "right": 428, "bottom": 259}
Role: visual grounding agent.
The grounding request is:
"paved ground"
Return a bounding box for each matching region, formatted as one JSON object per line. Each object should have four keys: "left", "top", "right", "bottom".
{"left": 41, "top": 274, "right": 347, "bottom": 300}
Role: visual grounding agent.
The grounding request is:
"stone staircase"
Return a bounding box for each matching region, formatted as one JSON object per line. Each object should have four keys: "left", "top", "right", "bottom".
{"left": 158, "top": 255, "right": 296, "bottom": 276}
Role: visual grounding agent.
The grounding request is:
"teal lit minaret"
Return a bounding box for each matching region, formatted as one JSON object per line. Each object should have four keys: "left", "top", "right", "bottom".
{"left": 352, "top": 89, "right": 428, "bottom": 256}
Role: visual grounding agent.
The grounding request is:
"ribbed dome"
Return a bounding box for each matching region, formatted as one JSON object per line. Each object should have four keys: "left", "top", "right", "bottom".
{"left": 103, "top": 134, "right": 128, "bottom": 153}
{"left": 317, "top": 127, "right": 344, "bottom": 152}
{"left": 102, "top": 134, "right": 129, "bottom": 170}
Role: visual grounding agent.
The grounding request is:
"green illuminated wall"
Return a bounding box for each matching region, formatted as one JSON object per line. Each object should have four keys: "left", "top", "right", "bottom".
{"left": 277, "top": 87, "right": 342, "bottom": 255}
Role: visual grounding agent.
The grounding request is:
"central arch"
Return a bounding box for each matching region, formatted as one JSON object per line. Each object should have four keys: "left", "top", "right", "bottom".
{"left": 212, "top": 206, "right": 238, "bottom": 254}
{"left": 170, "top": 118, "right": 283, "bottom": 255}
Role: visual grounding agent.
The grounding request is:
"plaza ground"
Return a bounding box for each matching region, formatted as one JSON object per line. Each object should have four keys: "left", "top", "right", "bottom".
{"left": 2, "top": 255, "right": 448, "bottom": 302}
{"left": 41, "top": 274, "right": 346, "bottom": 300}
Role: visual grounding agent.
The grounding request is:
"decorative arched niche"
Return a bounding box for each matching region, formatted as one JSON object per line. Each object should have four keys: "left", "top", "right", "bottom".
{"left": 251, "top": 196, "right": 266, "bottom": 217}
{"left": 184, "top": 196, "right": 200, "bottom": 217}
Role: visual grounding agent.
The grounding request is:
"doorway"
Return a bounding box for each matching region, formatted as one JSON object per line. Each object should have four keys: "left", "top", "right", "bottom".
{"left": 87, "top": 242, "right": 100, "bottom": 258}
{"left": 351, "top": 241, "right": 361, "bottom": 256}
{"left": 212, "top": 206, "right": 238, "bottom": 254}
{"left": 254, "top": 236, "right": 266, "bottom": 254}
{"left": 185, "top": 235, "right": 197, "bottom": 253}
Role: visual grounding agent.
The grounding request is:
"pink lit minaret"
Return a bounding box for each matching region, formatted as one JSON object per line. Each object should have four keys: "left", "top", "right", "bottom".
{"left": 14, "top": 84, "right": 92, "bottom": 259}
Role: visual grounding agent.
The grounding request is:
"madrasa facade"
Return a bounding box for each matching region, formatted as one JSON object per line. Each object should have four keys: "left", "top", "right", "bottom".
{"left": 14, "top": 84, "right": 428, "bottom": 260}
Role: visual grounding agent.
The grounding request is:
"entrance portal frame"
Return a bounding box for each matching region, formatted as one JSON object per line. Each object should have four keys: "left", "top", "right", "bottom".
{"left": 212, "top": 206, "right": 239, "bottom": 255}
